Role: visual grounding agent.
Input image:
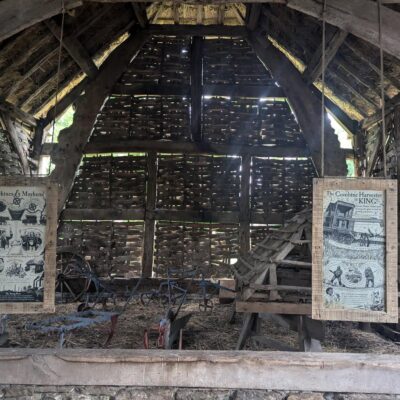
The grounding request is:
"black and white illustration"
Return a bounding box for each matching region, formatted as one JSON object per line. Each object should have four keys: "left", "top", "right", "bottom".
{"left": 0, "top": 187, "right": 46, "bottom": 302}
{"left": 323, "top": 190, "right": 385, "bottom": 311}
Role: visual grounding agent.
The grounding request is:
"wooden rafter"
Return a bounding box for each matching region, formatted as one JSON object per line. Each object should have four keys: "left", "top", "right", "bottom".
{"left": 303, "top": 29, "right": 348, "bottom": 84}
{"left": 44, "top": 19, "right": 98, "bottom": 78}
{"left": 344, "top": 40, "right": 400, "bottom": 90}
{"left": 19, "top": 59, "right": 76, "bottom": 111}
{"left": 34, "top": 19, "right": 136, "bottom": 118}
{"left": 247, "top": 31, "right": 347, "bottom": 176}
{"left": 131, "top": 3, "right": 148, "bottom": 28}
{"left": 51, "top": 28, "right": 149, "bottom": 212}
{"left": 287, "top": 0, "right": 400, "bottom": 60}
{"left": 260, "top": 8, "right": 364, "bottom": 129}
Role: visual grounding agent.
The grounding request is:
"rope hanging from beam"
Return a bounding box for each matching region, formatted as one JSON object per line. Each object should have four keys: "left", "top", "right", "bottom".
{"left": 378, "top": 0, "right": 388, "bottom": 178}
{"left": 50, "top": 0, "right": 66, "bottom": 145}
{"left": 320, "top": 0, "right": 327, "bottom": 177}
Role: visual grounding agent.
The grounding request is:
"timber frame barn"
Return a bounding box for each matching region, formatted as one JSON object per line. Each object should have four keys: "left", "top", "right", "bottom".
{"left": 1, "top": 0, "right": 400, "bottom": 397}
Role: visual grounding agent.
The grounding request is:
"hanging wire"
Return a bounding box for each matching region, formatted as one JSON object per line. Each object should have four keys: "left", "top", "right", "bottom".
{"left": 320, "top": 0, "right": 327, "bottom": 178}
{"left": 378, "top": 0, "right": 388, "bottom": 178}
{"left": 50, "top": 0, "right": 66, "bottom": 145}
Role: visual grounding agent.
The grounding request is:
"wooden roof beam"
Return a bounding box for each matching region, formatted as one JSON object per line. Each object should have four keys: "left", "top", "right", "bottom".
{"left": 247, "top": 30, "right": 347, "bottom": 176}
{"left": 246, "top": 4, "right": 262, "bottom": 31}
{"left": 287, "top": 0, "right": 400, "bottom": 60}
{"left": 303, "top": 29, "right": 348, "bottom": 84}
{"left": 44, "top": 19, "right": 98, "bottom": 78}
{"left": 51, "top": 27, "right": 149, "bottom": 213}
{"left": 260, "top": 9, "right": 360, "bottom": 132}
{"left": 131, "top": 3, "right": 148, "bottom": 28}
{"left": 0, "top": 0, "right": 82, "bottom": 43}
{"left": 0, "top": 99, "right": 37, "bottom": 127}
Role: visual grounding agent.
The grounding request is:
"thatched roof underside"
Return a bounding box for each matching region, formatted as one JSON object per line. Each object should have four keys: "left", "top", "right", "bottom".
{"left": 1, "top": 2, "right": 400, "bottom": 127}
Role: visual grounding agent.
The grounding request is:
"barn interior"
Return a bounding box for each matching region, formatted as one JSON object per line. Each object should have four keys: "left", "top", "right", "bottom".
{"left": 1, "top": 0, "right": 400, "bottom": 397}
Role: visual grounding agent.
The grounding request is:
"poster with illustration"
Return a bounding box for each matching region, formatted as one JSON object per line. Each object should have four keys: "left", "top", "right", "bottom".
{"left": 322, "top": 190, "right": 385, "bottom": 311}
{"left": 312, "top": 178, "right": 398, "bottom": 323}
{"left": 0, "top": 186, "right": 47, "bottom": 303}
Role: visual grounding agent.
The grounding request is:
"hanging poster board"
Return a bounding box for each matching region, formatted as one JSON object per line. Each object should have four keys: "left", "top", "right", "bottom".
{"left": 312, "top": 178, "right": 398, "bottom": 323}
{"left": 0, "top": 177, "right": 57, "bottom": 314}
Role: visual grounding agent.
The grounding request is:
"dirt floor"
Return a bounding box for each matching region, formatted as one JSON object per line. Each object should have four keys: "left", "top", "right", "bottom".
{"left": 3, "top": 297, "right": 400, "bottom": 353}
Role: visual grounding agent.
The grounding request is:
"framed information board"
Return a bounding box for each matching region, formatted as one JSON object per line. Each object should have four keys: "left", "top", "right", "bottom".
{"left": 312, "top": 178, "right": 398, "bottom": 323}
{"left": 0, "top": 177, "right": 57, "bottom": 314}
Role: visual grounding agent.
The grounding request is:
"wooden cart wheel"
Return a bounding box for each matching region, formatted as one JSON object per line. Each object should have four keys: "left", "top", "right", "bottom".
{"left": 56, "top": 251, "right": 93, "bottom": 303}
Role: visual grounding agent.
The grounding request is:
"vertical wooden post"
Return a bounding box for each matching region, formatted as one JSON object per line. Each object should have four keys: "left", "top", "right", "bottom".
{"left": 142, "top": 151, "right": 157, "bottom": 277}
{"left": 190, "top": 36, "right": 203, "bottom": 142}
{"left": 239, "top": 154, "right": 251, "bottom": 255}
{"left": 393, "top": 106, "right": 400, "bottom": 201}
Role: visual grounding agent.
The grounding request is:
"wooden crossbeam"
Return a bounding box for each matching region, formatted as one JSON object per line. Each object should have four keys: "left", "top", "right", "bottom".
{"left": 113, "top": 83, "right": 285, "bottom": 98}
{"left": 61, "top": 208, "right": 285, "bottom": 225}
{"left": 44, "top": 19, "right": 98, "bottom": 78}
{"left": 42, "top": 139, "right": 310, "bottom": 158}
{"left": 287, "top": 0, "right": 400, "bottom": 60}
{"left": 236, "top": 301, "right": 312, "bottom": 315}
{"left": 303, "top": 29, "right": 348, "bottom": 84}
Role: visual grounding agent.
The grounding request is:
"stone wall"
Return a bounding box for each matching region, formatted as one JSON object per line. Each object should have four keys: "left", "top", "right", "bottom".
{"left": 0, "top": 386, "right": 397, "bottom": 400}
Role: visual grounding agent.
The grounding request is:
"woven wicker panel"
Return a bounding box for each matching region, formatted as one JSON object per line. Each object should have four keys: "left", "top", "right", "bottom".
{"left": 121, "top": 36, "right": 191, "bottom": 85}
{"left": 67, "top": 155, "right": 146, "bottom": 209}
{"left": 0, "top": 128, "right": 23, "bottom": 175}
{"left": 251, "top": 157, "right": 315, "bottom": 217}
{"left": 203, "top": 97, "right": 306, "bottom": 147}
{"left": 154, "top": 221, "right": 238, "bottom": 278}
{"left": 58, "top": 220, "right": 144, "bottom": 277}
{"left": 203, "top": 38, "right": 273, "bottom": 85}
{"left": 157, "top": 154, "right": 241, "bottom": 211}
{"left": 92, "top": 95, "right": 190, "bottom": 141}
